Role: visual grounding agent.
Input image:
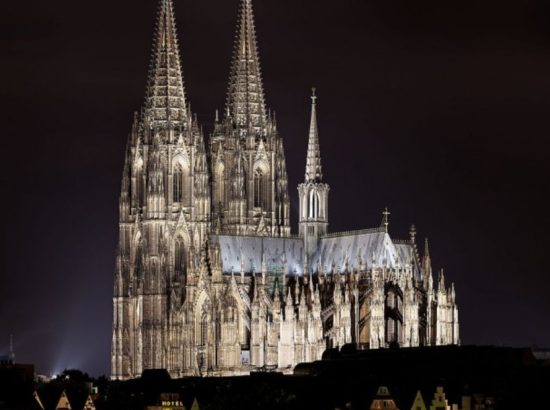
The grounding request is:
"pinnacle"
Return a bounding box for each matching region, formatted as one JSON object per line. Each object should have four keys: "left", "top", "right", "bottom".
{"left": 305, "top": 88, "right": 323, "bottom": 183}
{"left": 424, "top": 238, "right": 430, "bottom": 258}
{"left": 225, "top": 0, "right": 267, "bottom": 132}
{"left": 145, "top": 0, "right": 188, "bottom": 126}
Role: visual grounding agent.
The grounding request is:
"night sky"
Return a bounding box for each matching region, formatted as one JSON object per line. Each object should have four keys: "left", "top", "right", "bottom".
{"left": 1, "top": 0, "right": 550, "bottom": 377}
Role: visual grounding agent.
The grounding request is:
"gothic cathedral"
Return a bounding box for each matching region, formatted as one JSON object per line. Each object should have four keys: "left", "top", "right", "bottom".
{"left": 111, "top": 0, "right": 460, "bottom": 380}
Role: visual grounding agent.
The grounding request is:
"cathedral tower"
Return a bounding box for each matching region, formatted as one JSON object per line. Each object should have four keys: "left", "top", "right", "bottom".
{"left": 209, "top": 0, "right": 290, "bottom": 237}
{"left": 112, "top": 0, "right": 460, "bottom": 381}
{"left": 112, "top": 0, "right": 210, "bottom": 380}
{"left": 299, "top": 90, "right": 330, "bottom": 257}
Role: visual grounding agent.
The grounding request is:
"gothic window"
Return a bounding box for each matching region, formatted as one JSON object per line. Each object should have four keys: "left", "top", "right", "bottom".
{"left": 308, "top": 190, "right": 320, "bottom": 219}
{"left": 173, "top": 164, "right": 184, "bottom": 203}
{"left": 172, "top": 162, "right": 191, "bottom": 206}
{"left": 200, "top": 306, "right": 208, "bottom": 346}
{"left": 387, "top": 317, "right": 396, "bottom": 343}
{"left": 254, "top": 169, "right": 267, "bottom": 208}
{"left": 174, "top": 237, "right": 186, "bottom": 276}
{"left": 386, "top": 291, "right": 395, "bottom": 309}
{"left": 215, "top": 165, "right": 225, "bottom": 207}
{"left": 135, "top": 166, "right": 144, "bottom": 206}
{"left": 135, "top": 239, "right": 144, "bottom": 279}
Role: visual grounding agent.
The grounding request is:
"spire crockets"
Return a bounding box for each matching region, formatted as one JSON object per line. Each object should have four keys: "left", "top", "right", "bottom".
{"left": 226, "top": 0, "right": 267, "bottom": 131}
{"left": 305, "top": 88, "right": 323, "bottom": 183}
{"left": 145, "top": 0, "right": 188, "bottom": 125}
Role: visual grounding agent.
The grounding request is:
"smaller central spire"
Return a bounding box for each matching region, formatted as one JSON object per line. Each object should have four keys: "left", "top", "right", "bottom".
{"left": 305, "top": 88, "right": 323, "bottom": 183}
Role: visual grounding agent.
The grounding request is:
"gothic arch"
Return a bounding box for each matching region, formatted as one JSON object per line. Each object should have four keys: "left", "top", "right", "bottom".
{"left": 385, "top": 283, "right": 403, "bottom": 347}
{"left": 174, "top": 235, "right": 187, "bottom": 277}
{"left": 253, "top": 165, "right": 270, "bottom": 209}
{"left": 133, "top": 158, "right": 144, "bottom": 205}
{"left": 194, "top": 290, "right": 211, "bottom": 346}
{"left": 172, "top": 152, "right": 190, "bottom": 169}
{"left": 214, "top": 160, "right": 225, "bottom": 207}
{"left": 172, "top": 154, "right": 191, "bottom": 206}
{"left": 308, "top": 189, "right": 321, "bottom": 219}
{"left": 132, "top": 231, "right": 144, "bottom": 279}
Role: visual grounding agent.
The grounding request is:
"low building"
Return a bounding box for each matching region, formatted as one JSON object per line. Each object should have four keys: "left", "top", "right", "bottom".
{"left": 370, "top": 386, "right": 399, "bottom": 410}
{"left": 146, "top": 393, "right": 185, "bottom": 410}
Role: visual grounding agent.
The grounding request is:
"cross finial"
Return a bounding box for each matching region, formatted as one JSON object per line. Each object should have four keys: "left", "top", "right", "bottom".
{"left": 409, "top": 224, "right": 416, "bottom": 242}
{"left": 311, "top": 87, "right": 317, "bottom": 104}
{"left": 383, "top": 207, "right": 391, "bottom": 233}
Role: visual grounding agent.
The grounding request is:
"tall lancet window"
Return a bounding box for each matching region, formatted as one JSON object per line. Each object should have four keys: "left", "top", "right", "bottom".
{"left": 200, "top": 304, "right": 209, "bottom": 346}
{"left": 174, "top": 237, "right": 186, "bottom": 276}
{"left": 135, "top": 163, "right": 144, "bottom": 207}
{"left": 254, "top": 169, "right": 267, "bottom": 209}
{"left": 135, "top": 240, "right": 144, "bottom": 279}
{"left": 215, "top": 164, "right": 225, "bottom": 207}
{"left": 173, "top": 164, "right": 184, "bottom": 203}
{"left": 308, "top": 190, "right": 320, "bottom": 219}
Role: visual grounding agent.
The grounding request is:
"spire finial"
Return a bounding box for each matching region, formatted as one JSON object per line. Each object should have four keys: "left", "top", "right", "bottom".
{"left": 311, "top": 87, "right": 317, "bottom": 104}
{"left": 382, "top": 207, "right": 391, "bottom": 233}
{"left": 409, "top": 224, "right": 416, "bottom": 243}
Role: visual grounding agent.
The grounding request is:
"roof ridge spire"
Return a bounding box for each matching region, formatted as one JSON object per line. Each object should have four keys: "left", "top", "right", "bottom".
{"left": 225, "top": 0, "right": 267, "bottom": 131}
{"left": 145, "top": 0, "right": 188, "bottom": 125}
{"left": 305, "top": 87, "right": 323, "bottom": 183}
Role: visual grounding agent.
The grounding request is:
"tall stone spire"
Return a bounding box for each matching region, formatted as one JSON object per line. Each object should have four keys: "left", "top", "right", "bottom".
{"left": 145, "top": 0, "right": 188, "bottom": 125}
{"left": 226, "top": 0, "right": 267, "bottom": 131}
{"left": 299, "top": 90, "right": 330, "bottom": 257}
{"left": 305, "top": 88, "right": 323, "bottom": 182}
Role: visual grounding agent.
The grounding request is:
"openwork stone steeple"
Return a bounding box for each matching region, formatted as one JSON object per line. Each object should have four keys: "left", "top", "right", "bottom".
{"left": 305, "top": 89, "right": 323, "bottom": 183}
{"left": 226, "top": 0, "right": 267, "bottom": 131}
{"left": 209, "top": 0, "right": 290, "bottom": 237}
{"left": 299, "top": 90, "right": 330, "bottom": 257}
{"left": 145, "top": 0, "right": 188, "bottom": 125}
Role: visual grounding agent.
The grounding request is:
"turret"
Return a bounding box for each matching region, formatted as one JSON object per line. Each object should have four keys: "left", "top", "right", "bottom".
{"left": 298, "top": 89, "right": 330, "bottom": 257}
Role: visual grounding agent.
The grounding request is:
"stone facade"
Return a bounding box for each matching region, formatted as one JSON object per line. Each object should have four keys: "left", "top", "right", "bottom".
{"left": 111, "top": 0, "right": 460, "bottom": 380}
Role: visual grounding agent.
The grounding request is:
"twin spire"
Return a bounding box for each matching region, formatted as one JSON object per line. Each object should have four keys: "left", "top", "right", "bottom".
{"left": 305, "top": 89, "right": 323, "bottom": 183}
{"left": 145, "top": 0, "right": 188, "bottom": 125}
{"left": 145, "top": 0, "right": 267, "bottom": 132}
{"left": 143, "top": 0, "right": 323, "bottom": 183}
{"left": 226, "top": 0, "right": 267, "bottom": 131}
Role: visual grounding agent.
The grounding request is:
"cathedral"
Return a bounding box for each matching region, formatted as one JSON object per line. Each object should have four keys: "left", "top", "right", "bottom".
{"left": 111, "top": 0, "right": 460, "bottom": 380}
